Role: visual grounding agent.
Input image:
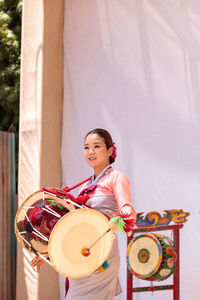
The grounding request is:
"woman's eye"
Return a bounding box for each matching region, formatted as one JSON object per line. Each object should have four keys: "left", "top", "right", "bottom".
{"left": 95, "top": 145, "right": 100, "bottom": 148}
{"left": 84, "top": 147, "right": 89, "bottom": 150}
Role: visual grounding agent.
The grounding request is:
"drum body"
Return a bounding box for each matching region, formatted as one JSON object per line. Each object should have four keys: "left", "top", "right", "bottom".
{"left": 48, "top": 208, "right": 113, "bottom": 278}
{"left": 127, "top": 233, "right": 175, "bottom": 281}
{"left": 15, "top": 190, "right": 75, "bottom": 255}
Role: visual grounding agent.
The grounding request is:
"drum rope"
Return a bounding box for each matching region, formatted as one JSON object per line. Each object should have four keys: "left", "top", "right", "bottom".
{"left": 23, "top": 205, "right": 62, "bottom": 218}
{"left": 18, "top": 233, "right": 32, "bottom": 247}
{"left": 43, "top": 191, "right": 88, "bottom": 209}
{"left": 22, "top": 208, "right": 49, "bottom": 242}
{"left": 41, "top": 206, "right": 61, "bottom": 218}
{"left": 19, "top": 232, "right": 52, "bottom": 266}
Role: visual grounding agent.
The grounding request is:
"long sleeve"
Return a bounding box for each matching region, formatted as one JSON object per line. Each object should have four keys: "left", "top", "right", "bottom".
{"left": 109, "top": 171, "right": 136, "bottom": 219}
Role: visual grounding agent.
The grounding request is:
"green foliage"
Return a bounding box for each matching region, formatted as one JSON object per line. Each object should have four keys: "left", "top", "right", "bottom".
{"left": 0, "top": 0, "right": 22, "bottom": 190}
{"left": 0, "top": 0, "right": 21, "bottom": 131}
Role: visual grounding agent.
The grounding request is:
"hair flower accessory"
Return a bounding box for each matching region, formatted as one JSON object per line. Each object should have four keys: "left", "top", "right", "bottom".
{"left": 111, "top": 142, "right": 117, "bottom": 159}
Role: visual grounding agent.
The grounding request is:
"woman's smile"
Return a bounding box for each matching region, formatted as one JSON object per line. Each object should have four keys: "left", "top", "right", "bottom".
{"left": 88, "top": 157, "right": 96, "bottom": 161}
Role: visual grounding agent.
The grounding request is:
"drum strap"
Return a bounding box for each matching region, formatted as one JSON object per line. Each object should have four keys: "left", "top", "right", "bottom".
{"left": 42, "top": 177, "right": 92, "bottom": 206}
{"left": 63, "top": 177, "right": 92, "bottom": 193}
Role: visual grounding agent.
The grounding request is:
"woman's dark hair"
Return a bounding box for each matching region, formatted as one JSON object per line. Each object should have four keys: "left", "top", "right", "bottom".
{"left": 85, "top": 128, "right": 115, "bottom": 164}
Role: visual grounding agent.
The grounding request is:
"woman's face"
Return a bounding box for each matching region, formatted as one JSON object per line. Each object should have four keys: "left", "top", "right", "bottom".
{"left": 84, "top": 134, "right": 113, "bottom": 171}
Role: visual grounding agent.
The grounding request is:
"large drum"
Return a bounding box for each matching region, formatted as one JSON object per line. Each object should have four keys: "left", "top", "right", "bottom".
{"left": 15, "top": 192, "right": 113, "bottom": 278}
{"left": 127, "top": 233, "right": 176, "bottom": 281}
{"left": 15, "top": 190, "right": 75, "bottom": 256}
{"left": 48, "top": 208, "right": 113, "bottom": 278}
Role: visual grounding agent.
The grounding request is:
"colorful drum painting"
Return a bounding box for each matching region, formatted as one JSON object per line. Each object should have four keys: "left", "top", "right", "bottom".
{"left": 127, "top": 233, "right": 176, "bottom": 281}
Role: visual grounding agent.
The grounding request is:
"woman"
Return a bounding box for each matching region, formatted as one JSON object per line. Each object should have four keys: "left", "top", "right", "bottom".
{"left": 31, "top": 128, "right": 136, "bottom": 299}
{"left": 66, "top": 128, "right": 136, "bottom": 299}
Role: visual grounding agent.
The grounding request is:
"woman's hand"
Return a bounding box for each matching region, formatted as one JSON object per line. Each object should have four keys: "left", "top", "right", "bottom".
{"left": 121, "top": 205, "right": 134, "bottom": 237}
{"left": 109, "top": 220, "right": 133, "bottom": 236}
{"left": 109, "top": 204, "right": 136, "bottom": 236}
{"left": 109, "top": 220, "right": 119, "bottom": 231}
{"left": 30, "top": 254, "right": 48, "bottom": 270}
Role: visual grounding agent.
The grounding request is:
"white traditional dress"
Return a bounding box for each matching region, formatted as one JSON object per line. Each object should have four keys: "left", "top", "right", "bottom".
{"left": 66, "top": 166, "right": 136, "bottom": 300}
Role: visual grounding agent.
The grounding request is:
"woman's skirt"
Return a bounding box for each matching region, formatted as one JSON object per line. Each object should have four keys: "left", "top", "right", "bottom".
{"left": 66, "top": 235, "right": 121, "bottom": 300}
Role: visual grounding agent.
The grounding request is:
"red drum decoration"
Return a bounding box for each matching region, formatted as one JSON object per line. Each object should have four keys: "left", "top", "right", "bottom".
{"left": 15, "top": 190, "right": 75, "bottom": 255}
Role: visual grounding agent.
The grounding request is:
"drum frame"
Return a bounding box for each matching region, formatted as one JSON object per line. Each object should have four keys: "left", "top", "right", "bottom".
{"left": 15, "top": 190, "right": 75, "bottom": 254}
{"left": 127, "top": 223, "right": 184, "bottom": 300}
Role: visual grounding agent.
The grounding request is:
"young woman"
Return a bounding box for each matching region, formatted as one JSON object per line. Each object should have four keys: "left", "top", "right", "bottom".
{"left": 31, "top": 128, "right": 136, "bottom": 299}
{"left": 66, "top": 128, "right": 136, "bottom": 299}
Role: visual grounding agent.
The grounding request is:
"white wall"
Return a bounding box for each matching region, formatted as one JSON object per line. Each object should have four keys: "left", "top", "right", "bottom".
{"left": 62, "top": 1, "right": 200, "bottom": 299}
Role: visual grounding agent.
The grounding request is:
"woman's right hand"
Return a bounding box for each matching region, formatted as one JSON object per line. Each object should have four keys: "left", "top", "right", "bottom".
{"left": 109, "top": 221, "right": 119, "bottom": 231}
{"left": 30, "top": 254, "right": 48, "bottom": 269}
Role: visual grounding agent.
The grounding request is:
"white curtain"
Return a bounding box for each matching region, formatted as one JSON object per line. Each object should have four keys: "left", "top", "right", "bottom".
{"left": 62, "top": 1, "right": 200, "bottom": 299}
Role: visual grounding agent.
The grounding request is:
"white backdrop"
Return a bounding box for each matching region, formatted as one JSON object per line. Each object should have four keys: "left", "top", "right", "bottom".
{"left": 61, "top": 1, "right": 200, "bottom": 299}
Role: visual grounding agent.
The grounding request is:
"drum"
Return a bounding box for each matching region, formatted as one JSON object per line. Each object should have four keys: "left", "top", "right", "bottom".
{"left": 48, "top": 208, "right": 113, "bottom": 278}
{"left": 15, "top": 190, "right": 75, "bottom": 255}
{"left": 127, "top": 233, "right": 176, "bottom": 281}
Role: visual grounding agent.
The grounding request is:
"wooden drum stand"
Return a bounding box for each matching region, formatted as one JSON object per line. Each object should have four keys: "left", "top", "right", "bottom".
{"left": 127, "top": 210, "right": 190, "bottom": 300}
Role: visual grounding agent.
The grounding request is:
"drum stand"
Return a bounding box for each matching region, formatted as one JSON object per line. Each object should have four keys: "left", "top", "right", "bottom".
{"left": 127, "top": 223, "right": 184, "bottom": 300}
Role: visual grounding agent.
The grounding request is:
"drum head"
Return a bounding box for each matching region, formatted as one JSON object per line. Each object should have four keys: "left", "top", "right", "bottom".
{"left": 127, "top": 234, "right": 162, "bottom": 279}
{"left": 48, "top": 208, "right": 113, "bottom": 278}
{"left": 15, "top": 190, "right": 75, "bottom": 254}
